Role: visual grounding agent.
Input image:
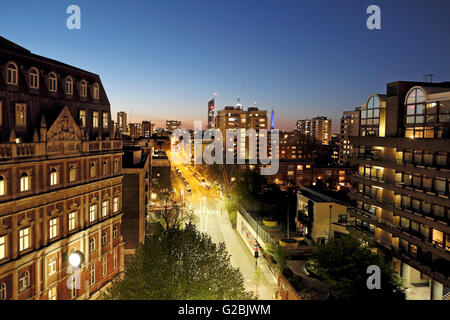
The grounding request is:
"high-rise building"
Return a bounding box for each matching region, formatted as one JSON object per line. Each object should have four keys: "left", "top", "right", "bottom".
{"left": 128, "top": 123, "right": 142, "bottom": 140}
{"left": 339, "top": 108, "right": 360, "bottom": 165}
{"left": 142, "top": 121, "right": 153, "bottom": 138}
{"left": 295, "top": 116, "right": 332, "bottom": 145}
{"left": 215, "top": 104, "right": 268, "bottom": 159}
{"left": 0, "top": 37, "right": 124, "bottom": 300}
{"left": 207, "top": 97, "right": 215, "bottom": 129}
{"left": 347, "top": 81, "right": 450, "bottom": 300}
{"left": 117, "top": 112, "right": 127, "bottom": 135}
{"left": 166, "top": 120, "right": 181, "bottom": 133}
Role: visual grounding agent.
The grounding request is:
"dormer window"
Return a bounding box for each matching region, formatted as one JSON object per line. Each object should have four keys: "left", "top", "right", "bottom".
{"left": 48, "top": 72, "right": 57, "bottom": 92}
{"left": 93, "top": 83, "right": 99, "bottom": 100}
{"left": 29, "top": 68, "right": 39, "bottom": 89}
{"left": 80, "top": 80, "right": 87, "bottom": 97}
{"left": 6, "top": 62, "right": 18, "bottom": 85}
{"left": 65, "top": 76, "right": 73, "bottom": 95}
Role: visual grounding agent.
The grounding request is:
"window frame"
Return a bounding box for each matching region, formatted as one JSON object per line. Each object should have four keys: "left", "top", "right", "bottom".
{"left": 6, "top": 62, "right": 18, "bottom": 85}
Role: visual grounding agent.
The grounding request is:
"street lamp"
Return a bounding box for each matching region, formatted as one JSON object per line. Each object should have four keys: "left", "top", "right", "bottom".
{"left": 68, "top": 250, "right": 84, "bottom": 269}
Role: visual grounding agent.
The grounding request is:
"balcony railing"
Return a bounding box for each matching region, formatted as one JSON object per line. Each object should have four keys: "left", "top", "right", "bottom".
{"left": 0, "top": 139, "right": 122, "bottom": 161}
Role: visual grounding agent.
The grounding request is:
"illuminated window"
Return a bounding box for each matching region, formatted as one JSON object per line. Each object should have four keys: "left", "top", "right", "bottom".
{"left": 80, "top": 80, "right": 87, "bottom": 97}
{"left": 20, "top": 172, "right": 30, "bottom": 192}
{"left": 113, "top": 248, "right": 118, "bottom": 268}
{"left": 48, "top": 286, "right": 57, "bottom": 300}
{"left": 93, "top": 111, "right": 99, "bottom": 128}
{"left": 113, "top": 226, "right": 118, "bottom": 239}
{"left": 79, "top": 110, "right": 86, "bottom": 127}
{"left": 103, "top": 112, "right": 109, "bottom": 128}
{"left": 68, "top": 212, "right": 76, "bottom": 231}
{"left": 29, "top": 68, "right": 39, "bottom": 89}
{"left": 102, "top": 232, "right": 107, "bottom": 246}
{"left": 89, "top": 205, "right": 96, "bottom": 223}
{"left": 102, "top": 256, "right": 107, "bottom": 277}
{"left": 89, "top": 237, "right": 96, "bottom": 252}
{"left": 103, "top": 160, "right": 109, "bottom": 175}
{"left": 90, "top": 162, "right": 97, "bottom": 178}
{"left": 113, "top": 197, "right": 119, "bottom": 213}
{"left": 49, "top": 218, "right": 58, "bottom": 239}
{"left": 93, "top": 83, "right": 99, "bottom": 100}
{"left": 65, "top": 76, "right": 73, "bottom": 95}
{"left": 6, "top": 62, "right": 18, "bottom": 85}
{"left": 50, "top": 168, "right": 58, "bottom": 186}
{"left": 19, "top": 272, "right": 30, "bottom": 292}
{"left": 0, "top": 235, "right": 6, "bottom": 260}
{"left": 102, "top": 200, "right": 108, "bottom": 217}
{"left": 48, "top": 72, "right": 57, "bottom": 92}
{"left": 0, "top": 176, "right": 6, "bottom": 196}
{"left": 69, "top": 165, "right": 77, "bottom": 182}
{"left": 48, "top": 258, "right": 57, "bottom": 275}
{"left": 15, "top": 103, "right": 26, "bottom": 126}
{"left": 19, "top": 227, "right": 30, "bottom": 251}
{"left": 113, "top": 159, "right": 119, "bottom": 173}
{"left": 90, "top": 263, "right": 95, "bottom": 285}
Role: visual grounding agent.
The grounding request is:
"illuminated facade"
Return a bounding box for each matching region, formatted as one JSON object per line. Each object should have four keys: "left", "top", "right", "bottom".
{"left": 0, "top": 37, "right": 124, "bottom": 300}
{"left": 295, "top": 116, "right": 332, "bottom": 145}
{"left": 347, "top": 81, "right": 450, "bottom": 300}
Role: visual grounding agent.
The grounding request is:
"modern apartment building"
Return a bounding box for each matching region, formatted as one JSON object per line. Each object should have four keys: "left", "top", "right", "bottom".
{"left": 339, "top": 108, "right": 360, "bottom": 165}
{"left": 0, "top": 37, "right": 124, "bottom": 300}
{"left": 142, "top": 121, "right": 154, "bottom": 139}
{"left": 295, "top": 116, "right": 332, "bottom": 145}
{"left": 215, "top": 104, "right": 268, "bottom": 160}
{"left": 347, "top": 81, "right": 450, "bottom": 300}
{"left": 166, "top": 120, "right": 181, "bottom": 133}
{"left": 117, "top": 111, "right": 127, "bottom": 135}
{"left": 128, "top": 123, "right": 142, "bottom": 140}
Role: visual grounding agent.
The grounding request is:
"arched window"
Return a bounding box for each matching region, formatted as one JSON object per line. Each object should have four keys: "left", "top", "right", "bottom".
{"left": 89, "top": 237, "right": 96, "bottom": 252}
{"left": 90, "top": 162, "right": 97, "bottom": 178}
{"left": 0, "top": 282, "right": 6, "bottom": 300}
{"left": 20, "top": 172, "right": 30, "bottom": 192}
{"left": 65, "top": 76, "right": 73, "bottom": 95}
{"left": 93, "top": 83, "right": 99, "bottom": 100}
{"left": 50, "top": 168, "right": 58, "bottom": 186}
{"left": 0, "top": 176, "right": 6, "bottom": 196}
{"left": 80, "top": 80, "right": 87, "bottom": 97}
{"left": 103, "top": 160, "right": 108, "bottom": 175}
{"left": 19, "top": 271, "right": 30, "bottom": 291}
{"left": 48, "top": 72, "right": 57, "bottom": 92}
{"left": 69, "top": 165, "right": 77, "bottom": 182}
{"left": 6, "top": 62, "right": 18, "bottom": 85}
{"left": 29, "top": 68, "right": 39, "bottom": 89}
{"left": 406, "top": 88, "right": 426, "bottom": 125}
{"left": 360, "top": 95, "right": 381, "bottom": 136}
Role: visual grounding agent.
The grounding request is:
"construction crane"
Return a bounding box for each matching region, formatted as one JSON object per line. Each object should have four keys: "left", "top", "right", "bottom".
{"left": 237, "top": 82, "right": 246, "bottom": 107}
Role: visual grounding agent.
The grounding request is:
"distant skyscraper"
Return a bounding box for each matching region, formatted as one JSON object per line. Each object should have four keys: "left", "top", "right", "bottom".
{"left": 117, "top": 111, "right": 127, "bottom": 134}
{"left": 129, "top": 123, "right": 142, "bottom": 140}
{"left": 295, "top": 116, "right": 332, "bottom": 145}
{"left": 142, "top": 121, "right": 153, "bottom": 138}
{"left": 271, "top": 109, "right": 275, "bottom": 130}
{"left": 166, "top": 120, "right": 182, "bottom": 132}
{"left": 208, "top": 97, "right": 215, "bottom": 129}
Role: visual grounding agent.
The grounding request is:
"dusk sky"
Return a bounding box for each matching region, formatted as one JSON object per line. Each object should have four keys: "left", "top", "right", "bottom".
{"left": 1, "top": 0, "right": 450, "bottom": 132}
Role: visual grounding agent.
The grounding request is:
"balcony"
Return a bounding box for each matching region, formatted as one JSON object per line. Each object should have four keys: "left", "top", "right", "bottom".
{"left": 0, "top": 139, "right": 122, "bottom": 161}
{"left": 349, "top": 136, "right": 450, "bottom": 153}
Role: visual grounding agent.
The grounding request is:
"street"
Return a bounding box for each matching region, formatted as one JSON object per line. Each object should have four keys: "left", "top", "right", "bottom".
{"left": 168, "top": 151, "right": 278, "bottom": 300}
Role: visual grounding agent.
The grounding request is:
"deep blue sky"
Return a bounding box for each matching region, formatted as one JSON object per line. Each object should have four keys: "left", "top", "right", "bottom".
{"left": 1, "top": 0, "right": 450, "bottom": 131}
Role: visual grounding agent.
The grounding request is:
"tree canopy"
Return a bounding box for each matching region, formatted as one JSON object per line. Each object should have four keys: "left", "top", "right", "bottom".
{"left": 310, "top": 235, "right": 405, "bottom": 300}
{"left": 104, "top": 223, "right": 254, "bottom": 300}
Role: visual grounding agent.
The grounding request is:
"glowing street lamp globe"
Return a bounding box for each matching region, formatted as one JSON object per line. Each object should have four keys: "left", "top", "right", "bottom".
{"left": 68, "top": 251, "right": 84, "bottom": 268}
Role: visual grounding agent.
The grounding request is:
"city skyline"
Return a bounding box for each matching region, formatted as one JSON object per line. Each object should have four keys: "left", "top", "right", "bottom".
{"left": 1, "top": 0, "right": 450, "bottom": 132}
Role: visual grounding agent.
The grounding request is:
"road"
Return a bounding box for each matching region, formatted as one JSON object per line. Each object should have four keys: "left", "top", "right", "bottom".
{"left": 168, "top": 151, "right": 278, "bottom": 300}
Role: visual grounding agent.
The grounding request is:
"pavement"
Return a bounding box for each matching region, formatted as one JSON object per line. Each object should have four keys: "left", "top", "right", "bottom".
{"left": 168, "top": 151, "right": 278, "bottom": 300}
